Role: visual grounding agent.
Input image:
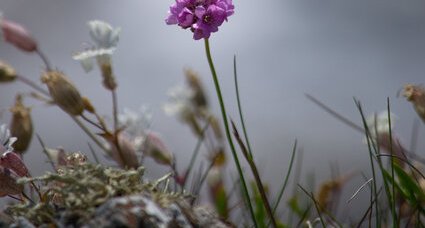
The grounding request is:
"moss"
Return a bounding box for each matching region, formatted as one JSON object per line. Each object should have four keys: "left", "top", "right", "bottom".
{"left": 8, "top": 163, "right": 183, "bottom": 226}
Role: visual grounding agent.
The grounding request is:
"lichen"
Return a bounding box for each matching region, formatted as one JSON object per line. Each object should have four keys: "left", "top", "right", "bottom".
{"left": 7, "top": 163, "right": 185, "bottom": 226}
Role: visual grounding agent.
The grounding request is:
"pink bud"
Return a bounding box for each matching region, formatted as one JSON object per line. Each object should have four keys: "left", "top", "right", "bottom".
{"left": 145, "top": 132, "right": 174, "bottom": 166}
{"left": 100, "top": 132, "right": 139, "bottom": 169}
{"left": 377, "top": 133, "right": 405, "bottom": 159}
{"left": 1, "top": 19, "right": 37, "bottom": 52}
{"left": 0, "top": 151, "right": 29, "bottom": 177}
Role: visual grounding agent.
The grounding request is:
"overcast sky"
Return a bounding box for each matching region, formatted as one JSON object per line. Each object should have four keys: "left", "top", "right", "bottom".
{"left": 1, "top": 0, "right": 425, "bottom": 218}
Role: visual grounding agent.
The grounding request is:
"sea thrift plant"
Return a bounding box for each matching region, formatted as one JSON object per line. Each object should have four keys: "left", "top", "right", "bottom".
{"left": 165, "top": 0, "right": 263, "bottom": 224}
{"left": 165, "top": 0, "right": 234, "bottom": 40}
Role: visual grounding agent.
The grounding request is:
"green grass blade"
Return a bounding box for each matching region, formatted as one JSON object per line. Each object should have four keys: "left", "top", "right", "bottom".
{"left": 233, "top": 55, "right": 254, "bottom": 159}
{"left": 272, "top": 139, "right": 298, "bottom": 213}
{"left": 354, "top": 99, "right": 381, "bottom": 227}
{"left": 204, "top": 38, "right": 257, "bottom": 227}
{"left": 386, "top": 98, "right": 398, "bottom": 227}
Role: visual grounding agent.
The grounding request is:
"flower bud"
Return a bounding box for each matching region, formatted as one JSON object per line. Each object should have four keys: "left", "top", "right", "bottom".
{"left": 41, "top": 71, "right": 85, "bottom": 116}
{"left": 144, "top": 132, "right": 174, "bottom": 166}
{"left": 1, "top": 18, "right": 37, "bottom": 52}
{"left": 82, "top": 96, "right": 96, "bottom": 113}
{"left": 9, "top": 94, "right": 33, "bottom": 153}
{"left": 209, "top": 115, "right": 224, "bottom": 140}
{"left": 0, "top": 61, "right": 16, "bottom": 82}
{"left": 185, "top": 69, "right": 208, "bottom": 108}
{"left": 100, "top": 132, "right": 139, "bottom": 169}
{"left": 99, "top": 62, "right": 117, "bottom": 90}
{"left": 45, "top": 147, "right": 67, "bottom": 167}
{"left": 206, "top": 166, "right": 222, "bottom": 187}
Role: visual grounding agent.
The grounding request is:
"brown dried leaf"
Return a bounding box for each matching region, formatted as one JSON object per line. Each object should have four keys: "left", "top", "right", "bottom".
{"left": 0, "top": 151, "right": 29, "bottom": 177}
{"left": 0, "top": 166, "right": 23, "bottom": 196}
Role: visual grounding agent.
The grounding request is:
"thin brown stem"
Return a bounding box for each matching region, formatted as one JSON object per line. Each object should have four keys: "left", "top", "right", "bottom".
{"left": 93, "top": 112, "right": 110, "bottom": 133}
{"left": 72, "top": 116, "right": 110, "bottom": 155}
{"left": 81, "top": 114, "right": 106, "bottom": 132}
{"left": 231, "top": 120, "right": 278, "bottom": 228}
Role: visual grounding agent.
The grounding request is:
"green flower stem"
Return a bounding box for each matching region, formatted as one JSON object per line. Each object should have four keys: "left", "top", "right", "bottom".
{"left": 204, "top": 38, "right": 258, "bottom": 228}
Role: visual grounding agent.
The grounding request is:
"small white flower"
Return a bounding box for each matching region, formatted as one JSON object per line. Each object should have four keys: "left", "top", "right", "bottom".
{"left": 118, "top": 106, "right": 152, "bottom": 150}
{"left": 73, "top": 20, "right": 120, "bottom": 73}
{"left": 0, "top": 124, "right": 16, "bottom": 153}
{"left": 73, "top": 48, "right": 115, "bottom": 72}
{"left": 88, "top": 20, "right": 121, "bottom": 49}
{"left": 163, "top": 85, "right": 195, "bottom": 120}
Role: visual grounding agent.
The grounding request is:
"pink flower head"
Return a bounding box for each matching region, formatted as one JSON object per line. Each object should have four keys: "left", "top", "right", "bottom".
{"left": 165, "top": 0, "right": 234, "bottom": 40}
{"left": 0, "top": 17, "right": 37, "bottom": 52}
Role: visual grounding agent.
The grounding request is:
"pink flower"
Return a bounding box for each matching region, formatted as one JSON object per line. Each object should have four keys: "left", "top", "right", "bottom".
{"left": 1, "top": 17, "right": 37, "bottom": 52}
{"left": 165, "top": 0, "right": 234, "bottom": 40}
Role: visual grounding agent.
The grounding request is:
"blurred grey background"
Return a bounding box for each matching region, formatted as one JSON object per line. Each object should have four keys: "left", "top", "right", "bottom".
{"left": 1, "top": 0, "right": 425, "bottom": 219}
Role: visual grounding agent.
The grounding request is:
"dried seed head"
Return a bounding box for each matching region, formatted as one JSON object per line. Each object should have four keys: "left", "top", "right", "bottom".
{"left": 185, "top": 69, "right": 208, "bottom": 108}
{"left": 0, "top": 60, "right": 16, "bottom": 82}
{"left": 9, "top": 94, "right": 33, "bottom": 153}
{"left": 41, "top": 71, "right": 85, "bottom": 116}
{"left": 316, "top": 180, "right": 340, "bottom": 210}
{"left": 208, "top": 115, "right": 224, "bottom": 140}
{"left": 316, "top": 173, "right": 354, "bottom": 210}
{"left": 211, "top": 148, "right": 226, "bottom": 167}
{"left": 403, "top": 84, "right": 425, "bottom": 122}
